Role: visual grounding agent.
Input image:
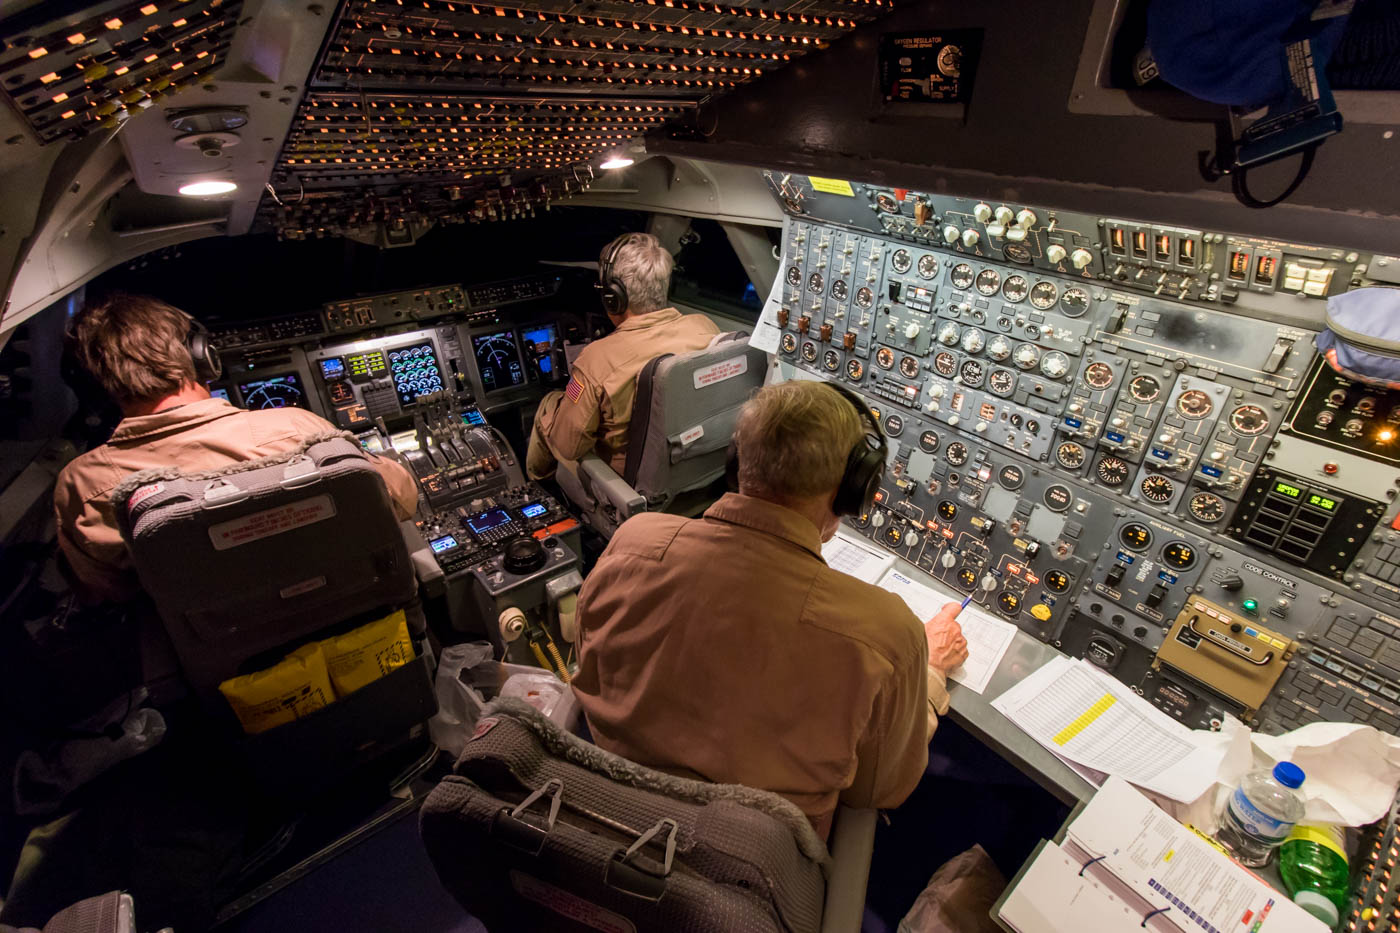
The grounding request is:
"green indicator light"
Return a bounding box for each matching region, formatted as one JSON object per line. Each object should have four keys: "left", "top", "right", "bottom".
{"left": 1241, "top": 599, "right": 1258, "bottom": 613}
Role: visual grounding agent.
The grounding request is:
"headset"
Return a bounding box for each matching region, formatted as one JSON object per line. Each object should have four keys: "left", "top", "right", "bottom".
{"left": 187, "top": 317, "right": 223, "bottom": 383}
{"left": 726, "top": 381, "right": 889, "bottom": 518}
{"left": 594, "top": 236, "right": 630, "bottom": 318}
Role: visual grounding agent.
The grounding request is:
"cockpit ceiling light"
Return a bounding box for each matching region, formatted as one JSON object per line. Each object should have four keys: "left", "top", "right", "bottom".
{"left": 178, "top": 180, "right": 238, "bottom": 196}
{"left": 599, "top": 156, "right": 634, "bottom": 169}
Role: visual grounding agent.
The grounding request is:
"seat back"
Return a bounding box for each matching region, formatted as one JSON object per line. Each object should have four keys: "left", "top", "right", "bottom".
{"left": 622, "top": 332, "right": 767, "bottom": 510}
{"left": 113, "top": 434, "right": 417, "bottom": 698}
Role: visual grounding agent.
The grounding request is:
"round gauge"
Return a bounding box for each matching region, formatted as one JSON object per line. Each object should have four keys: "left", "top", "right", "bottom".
{"left": 899, "top": 355, "right": 920, "bottom": 379}
{"left": 801, "top": 341, "right": 818, "bottom": 362}
{"left": 1044, "top": 484, "right": 1072, "bottom": 511}
{"left": 891, "top": 249, "right": 912, "bottom": 273}
{"left": 937, "top": 500, "right": 958, "bottom": 521}
{"left": 1119, "top": 522, "right": 1152, "bottom": 551}
{"left": 1056, "top": 441, "right": 1086, "bottom": 469}
{"left": 1139, "top": 474, "right": 1175, "bottom": 502}
{"left": 937, "top": 321, "right": 961, "bottom": 346}
{"left": 875, "top": 192, "right": 899, "bottom": 213}
{"left": 997, "top": 591, "right": 1021, "bottom": 616}
{"left": 1060, "top": 287, "right": 1089, "bottom": 317}
{"left": 950, "top": 263, "right": 975, "bottom": 290}
{"left": 1128, "top": 374, "right": 1161, "bottom": 403}
{"left": 959, "top": 359, "right": 985, "bottom": 387}
{"left": 785, "top": 265, "right": 801, "bottom": 286}
{"left": 1083, "top": 361, "right": 1115, "bottom": 389}
{"left": 855, "top": 286, "right": 874, "bottom": 309}
{"left": 1096, "top": 455, "right": 1130, "bottom": 486}
{"left": 945, "top": 442, "right": 969, "bottom": 466}
{"left": 807, "top": 271, "right": 824, "bottom": 293}
{"left": 1029, "top": 281, "right": 1059, "bottom": 310}
{"left": 961, "top": 328, "right": 985, "bottom": 354}
{"left": 1044, "top": 569, "right": 1071, "bottom": 593}
{"left": 1229, "top": 404, "right": 1269, "bottom": 436}
{"left": 917, "top": 254, "right": 939, "bottom": 279}
{"left": 975, "top": 268, "right": 1002, "bottom": 296}
{"left": 1161, "top": 540, "right": 1197, "bottom": 570}
{"left": 1003, "top": 242, "right": 1033, "bottom": 265}
{"left": 919, "top": 430, "right": 941, "bottom": 454}
{"left": 884, "top": 414, "right": 905, "bottom": 437}
{"left": 934, "top": 351, "right": 958, "bottom": 377}
{"left": 830, "top": 279, "right": 848, "bottom": 301}
{"left": 1002, "top": 274, "right": 1029, "bottom": 303}
{"left": 1176, "top": 389, "right": 1214, "bottom": 419}
{"left": 823, "top": 350, "right": 840, "bottom": 371}
{"left": 846, "top": 359, "right": 864, "bottom": 381}
{"left": 1188, "top": 492, "right": 1226, "bottom": 523}
{"left": 987, "top": 335, "right": 1012, "bottom": 361}
{"left": 781, "top": 333, "right": 798, "bottom": 354}
{"left": 999, "top": 464, "right": 1024, "bottom": 489}
{"left": 1040, "top": 351, "right": 1071, "bottom": 379}
{"left": 876, "top": 347, "right": 895, "bottom": 370}
{"left": 957, "top": 567, "right": 977, "bottom": 590}
{"left": 1013, "top": 343, "right": 1041, "bottom": 370}
{"left": 988, "top": 369, "right": 1016, "bottom": 397}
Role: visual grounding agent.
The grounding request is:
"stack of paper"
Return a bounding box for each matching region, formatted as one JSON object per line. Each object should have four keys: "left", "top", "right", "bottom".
{"left": 820, "top": 529, "right": 896, "bottom": 585}
{"left": 876, "top": 568, "right": 1017, "bottom": 695}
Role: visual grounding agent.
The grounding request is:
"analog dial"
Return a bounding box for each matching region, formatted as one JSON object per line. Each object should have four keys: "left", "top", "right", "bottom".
{"left": 1096, "top": 455, "right": 1130, "bottom": 485}
{"left": 975, "top": 268, "right": 1002, "bottom": 296}
{"left": 1060, "top": 286, "right": 1089, "bottom": 317}
{"left": 1229, "top": 404, "right": 1268, "bottom": 436}
{"left": 807, "top": 271, "right": 823, "bottom": 293}
{"left": 855, "top": 286, "right": 874, "bottom": 309}
{"left": 830, "top": 279, "right": 848, "bottom": 301}
{"left": 1056, "top": 441, "right": 1086, "bottom": 468}
{"left": 987, "top": 335, "right": 1012, "bottom": 361}
{"left": 1013, "top": 343, "right": 1041, "bottom": 370}
{"left": 884, "top": 414, "right": 904, "bottom": 437}
{"left": 1188, "top": 492, "right": 1226, "bottom": 523}
{"left": 899, "top": 355, "right": 920, "bottom": 379}
{"left": 988, "top": 369, "right": 1015, "bottom": 396}
{"left": 959, "top": 359, "right": 985, "bottom": 387}
{"left": 876, "top": 347, "right": 895, "bottom": 370}
{"left": 801, "top": 341, "right": 818, "bottom": 362}
{"left": 917, "top": 254, "right": 939, "bottom": 279}
{"left": 1128, "top": 374, "right": 1161, "bottom": 403}
{"left": 1044, "top": 569, "right": 1071, "bottom": 593}
{"left": 1003, "top": 242, "right": 1032, "bottom": 264}
{"left": 1040, "top": 351, "right": 1070, "bottom": 379}
{"left": 780, "top": 333, "right": 797, "bottom": 354}
{"left": 961, "top": 327, "right": 985, "bottom": 354}
{"left": 937, "top": 321, "right": 961, "bottom": 346}
{"left": 1161, "top": 540, "right": 1197, "bottom": 570}
{"left": 1176, "top": 389, "right": 1214, "bottom": 419}
{"left": 945, "top": 442, "right": 969, "bottom": 465}
{"left": 846, "top": 359, "right": 864, "bottom": 380}
{"left": 950, "top": 263, "right": 975, "bottom": 289}
{"left": 785, "top": 265, "right": 801, "bottom": 286}
{"left": 891, "top": 249, "right": 912, "bottom": 273}
{"left": 1002, "top": 274, "right": 1029, "bottom": 303}
{"left": 1120, "top": 522, "right": 1152, "bottom": 550}
{"left": 1139, "top": 474, "right": 1175, "bottom": 503}
{"left": 875, "top": 192, "right": 899, "bottom": 213}
{"left": 1083, "top": 361, "right": 1115, "bottom": 389}
{"left": 1029, "top": 281, "right": 1058, "bottom": 310}
{"left": 823, "top": 350, "right": 840, "bottom": 371}
{"left": 919, "top": 430, "right": 941, "bottom": 453}
{"left": 934, "top": 351, "right": 957, "bottom": 377}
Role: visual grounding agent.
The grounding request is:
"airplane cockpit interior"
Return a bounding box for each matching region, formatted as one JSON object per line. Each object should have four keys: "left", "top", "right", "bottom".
{"left": 3, "top": 0, "right": 1400, "bottom": 930}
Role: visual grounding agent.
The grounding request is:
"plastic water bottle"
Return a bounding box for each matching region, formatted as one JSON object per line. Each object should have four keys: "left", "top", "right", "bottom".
{"left": 1278, "top": 824, "right": 1350, "bottom": 927}
{"left": 1215, "top": 762, "right": 1307, "bottom": 868}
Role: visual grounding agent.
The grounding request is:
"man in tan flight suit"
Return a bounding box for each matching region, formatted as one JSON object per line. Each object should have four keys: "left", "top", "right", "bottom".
{"left": 572, "top": 380, "right": 970, "bottom": 839}
{"left": 53, "top": 293, "right": 419, "bottom": 604}
{"left": 526, "top": 232, "right": 720, "bottom": 480}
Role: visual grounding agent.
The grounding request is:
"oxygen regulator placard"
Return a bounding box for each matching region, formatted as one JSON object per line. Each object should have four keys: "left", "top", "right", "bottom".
{"left": 879, "top": 30, "right": 983, "bottom": 103}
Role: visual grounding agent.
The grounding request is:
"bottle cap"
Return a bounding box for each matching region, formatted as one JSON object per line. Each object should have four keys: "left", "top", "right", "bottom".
{"left": 1273, "top": 761, "right": 1306, "bottom": 788}
{"left": 1293, "top": 890, "right": 1338, "bottom": 926}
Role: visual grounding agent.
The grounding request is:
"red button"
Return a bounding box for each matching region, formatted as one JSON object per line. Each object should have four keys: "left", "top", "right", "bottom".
{"left": 893, "top": 188, "right": 908, "bottom": 201}
{"left": 1324, "top": 462, "right": 1339, "bottom": 475}
{"left": 1391, "top": 513, "right": 1400, "bottom": 532}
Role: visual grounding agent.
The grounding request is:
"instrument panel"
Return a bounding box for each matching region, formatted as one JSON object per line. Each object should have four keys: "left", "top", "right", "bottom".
{"left": 769, "top": 174, "right": 1400, "bottom": 738}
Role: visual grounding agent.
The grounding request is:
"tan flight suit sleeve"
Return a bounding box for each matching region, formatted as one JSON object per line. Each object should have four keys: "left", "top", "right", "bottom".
{"left": 367, "top": 454, "right": 419, "bottom": 519}
{"left": 52, "top": 469, "right": 139, "bottom": 605}
{"left": 536, "top": 368, "right": 605, "bottom": 465}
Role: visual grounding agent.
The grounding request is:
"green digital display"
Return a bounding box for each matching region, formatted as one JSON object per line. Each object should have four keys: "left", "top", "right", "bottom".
{"left": 1307, "top": 493, "right": 1338, "bottom": 512}
{"left": 1273, "top": 481, "right": 1303, "bottom": 499}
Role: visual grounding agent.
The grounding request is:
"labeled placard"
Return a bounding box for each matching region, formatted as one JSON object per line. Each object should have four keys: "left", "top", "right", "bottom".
{"left": 879, "top": 30, "right": 983, "bottom": 103}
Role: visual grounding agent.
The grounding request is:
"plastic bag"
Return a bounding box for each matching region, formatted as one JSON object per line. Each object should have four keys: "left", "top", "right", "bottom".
{"left": 500, "top": 672, "right": 567, "bottom": 717}
{"left": 898, "top": 844, "right": 1007, "bottom": 933}
{"left": 428, "top": 642, "right": 494, "bottom": 757}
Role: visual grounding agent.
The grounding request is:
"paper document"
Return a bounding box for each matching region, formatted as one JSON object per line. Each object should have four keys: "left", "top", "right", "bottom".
{"left": 876, "top": 569, "right": 1017, "bottom": 694}
{"left": 821, "top": 530, "right": 896, "bottom": 584}
{"left": 991, "top": 657, "right": 1225, "bottom": 802}
{"left": 999, "top": 841, "right": 1168, "bottom": 933}
{"left": 749, "top": 272, "right": 785, "bottom": 354}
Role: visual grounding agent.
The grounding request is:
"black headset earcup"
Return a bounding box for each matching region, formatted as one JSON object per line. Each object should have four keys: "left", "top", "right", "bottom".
{"left": 832, "top": 441, "right": 885, "bottom": 516}
{"left": 724, "top": 440, "right": 740, "bottom": 493}
{"left": 188, "top": 322, "right": 222, "bottom": 383}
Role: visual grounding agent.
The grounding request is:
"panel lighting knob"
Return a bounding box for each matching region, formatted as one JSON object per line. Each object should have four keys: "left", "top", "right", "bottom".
{"left": 1046, "top": 244, "right": 1068, "bottom": 264}
{"left": 930, "top": 385, "right": 946, "bottom": 399}
{"left": 1068, "top": 402, "right": 1083, "bottom": 413}
{"left": 994, "top": 205, "right": 1015, "bottom": 225}
{"left": 961, "top": 229, "right": 981, "bottom": 249}
{"left": 981, "top": 572, "right": 998, "bottom": 591}
{"left": 973, "top": 203, "right": 993, "bottom": 223}
{"left": 904, "top": 322, "right": 922, "bottom": 340}
{"left": 1016, "top": 209, "right": 1038, "bottom": 228}
{"left": 1005, "top": 225, "right": 1029, "bottom": 242}
{"left": 870, "top": 511, "right": 886, "bottom": 528}
{"left": 948, "top": 415, "right": 960, "bottom": 426}
{"left": 940, "top": 550, "right": 958, "bottom": 568}
{"left": 975, "top": 422, "right": 988, "bottom": 433}
{"left": 1111, "top": 416, "right": 1125, "bottom": 427}
{"left": 1071, "top": 248, "right": 1094, "bottom": 270}
{"left": 943, "top": 225, "right": 961, "bottom": 244}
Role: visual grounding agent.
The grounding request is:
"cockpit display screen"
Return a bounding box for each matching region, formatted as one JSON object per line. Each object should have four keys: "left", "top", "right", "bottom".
{"left": 320, "top": 357, "right": 346, "bottom": 380}
{"left": 472, "top": 330, "right": 525, "bottom": 393}
{"left": 238, "top": 373, "right": 311, "bottom": 411}
{"left": 521, "top": 502, "right": 547, "bottom": 518}
{"left": 388, "top": 342, "right": 444, "bottom": 405}
{"left": 465, "top": 508, "right": 512, "bottom": 534}
{"left": 430, "top": 535, "right": 459, "bottom": 553}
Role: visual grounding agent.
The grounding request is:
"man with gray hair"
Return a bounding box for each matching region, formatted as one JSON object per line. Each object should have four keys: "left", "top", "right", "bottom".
{"left": 571, "top": 379, "right": 968, "bottom": 839}
{"left": 526, "top": 232, "right": 720, "bottom": 480}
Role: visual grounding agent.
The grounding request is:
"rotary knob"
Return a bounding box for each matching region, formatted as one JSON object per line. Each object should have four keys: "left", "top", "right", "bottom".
{"left": 980, "top": 572, "right": 998, "bottom": 591}
{"left": 1071, "top": 248, "right": 1094, "bottom": 270}
{"left": 1005, "top": 225, "right": 1028, "bottom": 242}
{"left": 942, "top": 225, "right": 960, "bottom": 244}
{"left": 503, "top": 537, "right": 548, "bottom": 574}
{"left": 994, "top": 205, "right": 1015, "bottom": 225}
{"left": 904, "top": 322, "right": 922, "bottom": 340}
{"left": 929, "top": 384, "right": 947, "bottom": 399}
{"left": 974, "top": 422, "right": 988, "bottom": 433}
{"left": 973, "top": 203, "right": 993, "bottom": 223}
{"left": 937, "top": 321, "right": 961, "bottom": 345}
{"left": 870, "top": 511, "right": 886, "bottom": 528}
{"left": 940, "top": 550, "right": 958, "bottom": 569}
{"left": 1046, "top": 244, "right": 1067, "bottom": 264}
{"left": 961, "top": 328, "right": 985, "bottom": 354}
{"left": 961, "top": 229, "right": 981, "bottom": 249}
{"left": 1015, "top": 209, "right": 1037, "bottom": 228}
{"left": 986, "top": 223, "right": 1007, "bottom": 238}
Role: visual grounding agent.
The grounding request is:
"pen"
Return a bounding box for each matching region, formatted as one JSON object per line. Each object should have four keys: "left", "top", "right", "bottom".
{"left": 958, "top": 593, "right": 974, "bottom": 613}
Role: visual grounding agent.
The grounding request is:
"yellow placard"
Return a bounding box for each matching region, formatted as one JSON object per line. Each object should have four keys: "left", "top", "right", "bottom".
{"left": 808, "top": 176, "right": 854, "bottom": 197}
{"left": 320, "top": 609, "right": 416, "bottom": 696}
{"left": 219, "top": 643, "right": 335, "bottom": 735}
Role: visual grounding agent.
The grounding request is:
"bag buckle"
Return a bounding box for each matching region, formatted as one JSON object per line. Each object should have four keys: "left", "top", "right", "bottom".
{"left": 491, "top": 778, "right": 563, "bottom": 857}
{"left": 604, "top": 817, "right": 678, "bottom": 902}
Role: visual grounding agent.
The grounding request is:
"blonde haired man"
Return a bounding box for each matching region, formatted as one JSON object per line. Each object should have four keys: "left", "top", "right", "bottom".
{"left": 526, "top": 232, "right": 720, "bottom": 480}
{"left": 572, "top": 380, "right": 968, "bottom": 838}
{"left": 54, "top": 293, "right": 418, "bottom": 603}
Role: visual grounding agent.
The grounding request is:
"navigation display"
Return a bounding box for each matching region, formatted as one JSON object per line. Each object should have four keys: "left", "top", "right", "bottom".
{"left": 238, "top": 373, "right": 311, "bottom": 410}
{"left": 472, "top": 329, "right": 525, "bottom": 393}
{"left": 388, "top": 341, "right": 444, "bottom": 405}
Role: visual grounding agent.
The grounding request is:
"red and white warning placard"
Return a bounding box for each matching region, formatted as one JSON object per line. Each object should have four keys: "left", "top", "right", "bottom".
{"left": 208, "top": 494, "right": 337, "bottom": 551}
{"left": 692, "top": 356, "right": 748, "bottom": 389}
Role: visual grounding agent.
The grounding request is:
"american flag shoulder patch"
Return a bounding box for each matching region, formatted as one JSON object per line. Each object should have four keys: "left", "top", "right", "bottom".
{"left": 565, "top": 375, "right": 585, "bottom": 403}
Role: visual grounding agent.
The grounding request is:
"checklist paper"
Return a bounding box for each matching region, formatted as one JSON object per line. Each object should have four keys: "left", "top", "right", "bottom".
{"left": 876, "top": 569, "right": 1017, "bottom": 695}
{"left": 821, "top": 529, "right": 897, "bottom": 585}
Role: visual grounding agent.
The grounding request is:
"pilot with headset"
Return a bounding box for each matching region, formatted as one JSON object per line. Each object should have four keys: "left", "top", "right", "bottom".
{"left": 525, "top": 232, "right": 720, "bottom": 480}
{"left": 53, "top": 293, "right": 419, "bottom": 604}
{"left": 570, "top": 379, "right": 969, "bottom": 839}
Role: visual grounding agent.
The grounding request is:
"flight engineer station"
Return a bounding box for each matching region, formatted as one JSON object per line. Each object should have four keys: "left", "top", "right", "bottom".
{"left": 1, "top": 0, "right": 1399, "bottom": 931}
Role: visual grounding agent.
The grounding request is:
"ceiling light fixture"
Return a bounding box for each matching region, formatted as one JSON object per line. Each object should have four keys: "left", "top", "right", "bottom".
{"left": 599, "top": 155, "right": 634, "bottom": 169}
{"left": 178, "top": 180, "right": 237, "bottom": 196}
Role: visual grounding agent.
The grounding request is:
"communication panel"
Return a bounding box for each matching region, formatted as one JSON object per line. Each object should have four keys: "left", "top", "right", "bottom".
{"left": 768, "top": 173, "right": 1400, "bottom": 737}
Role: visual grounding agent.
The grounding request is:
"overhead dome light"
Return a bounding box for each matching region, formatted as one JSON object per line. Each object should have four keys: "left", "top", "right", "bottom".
{"left": 599, "top": 156, "right": 634, "bottom": 170}
{"left": 178, "top": 180, "right": 237, "bottom": 196}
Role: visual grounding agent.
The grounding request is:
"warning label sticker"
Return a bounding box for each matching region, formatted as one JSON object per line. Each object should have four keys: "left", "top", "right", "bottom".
{"left": 693, "top": 356, "right": 748, "bottom": 389}
{"left": 209, "top": 494, "right": 337, "bottom": 551}
{"left": 510, "top": 871, "right": 637, "bottom": 933}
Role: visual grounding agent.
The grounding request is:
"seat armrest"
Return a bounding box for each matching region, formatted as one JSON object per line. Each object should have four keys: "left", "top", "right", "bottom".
{"left": 820, "top": 806, "right": 877, "bottom": 933}
{"left": 577, "top": 454, "right": 646, "bottom": 519}
{"left": 400, "top": 519, "right": 445, "bottom": 596}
